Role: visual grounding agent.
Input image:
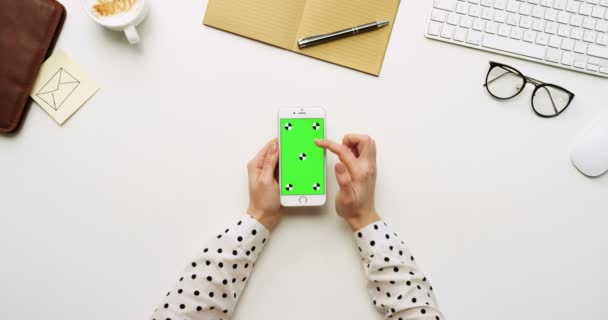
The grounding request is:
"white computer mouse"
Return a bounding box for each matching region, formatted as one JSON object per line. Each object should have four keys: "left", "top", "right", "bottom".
{"left": 570, "top": 111, "right": 608, "bottom": 177}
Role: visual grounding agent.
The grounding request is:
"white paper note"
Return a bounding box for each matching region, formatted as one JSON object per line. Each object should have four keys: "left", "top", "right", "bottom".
{"left": 30, "top": 49, "right": 100, "bottom": 125}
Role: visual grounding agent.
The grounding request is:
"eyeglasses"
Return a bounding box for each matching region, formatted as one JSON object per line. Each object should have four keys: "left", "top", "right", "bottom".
{"left": 484, "top": 61, "right": 575, "bottom": 118}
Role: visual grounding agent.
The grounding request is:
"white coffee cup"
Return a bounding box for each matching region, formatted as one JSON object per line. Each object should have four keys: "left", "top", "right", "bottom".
{"left": 82, "top": 0, "right": 150, "bottom": 44}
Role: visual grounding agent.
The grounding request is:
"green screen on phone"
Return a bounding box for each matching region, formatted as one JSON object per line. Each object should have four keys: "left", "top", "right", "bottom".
{"left": 280, "top": 118, "right": 325, "bottom": 195}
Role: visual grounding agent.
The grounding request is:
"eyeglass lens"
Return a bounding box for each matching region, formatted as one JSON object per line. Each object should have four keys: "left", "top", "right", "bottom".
{"left": 532, "top": 86, "right": 571, "bottom": 117}
{"left": 486, "top": 65, "right": 524, "bottom": 99}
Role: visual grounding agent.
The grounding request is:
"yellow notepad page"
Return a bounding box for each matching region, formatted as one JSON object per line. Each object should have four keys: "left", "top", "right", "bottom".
{"left": 294, "top": 0, "right": 400, "bottom": 75}
{"left": 203, "top": 0, "right": 400, "bottom": 75}
{"left": 204, "top": 0, "right": 307, "bottom": 49}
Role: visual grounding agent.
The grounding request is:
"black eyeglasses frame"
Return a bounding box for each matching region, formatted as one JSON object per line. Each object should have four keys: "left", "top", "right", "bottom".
{"left": 484, "top": 61, "right": 575, "bottom": 118}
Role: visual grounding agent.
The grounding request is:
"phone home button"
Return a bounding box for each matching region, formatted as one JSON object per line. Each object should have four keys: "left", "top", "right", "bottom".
{"left": 298, "top": 196, "right": 308, "bottom": 205}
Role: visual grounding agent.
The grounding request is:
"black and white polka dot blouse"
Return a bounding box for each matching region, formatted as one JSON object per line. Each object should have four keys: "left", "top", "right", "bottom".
{"left": 150, "top": 216, "right": 443, "bottom": 320}
{"left": 356, "top": 221, "right": 443, "bottom": 320}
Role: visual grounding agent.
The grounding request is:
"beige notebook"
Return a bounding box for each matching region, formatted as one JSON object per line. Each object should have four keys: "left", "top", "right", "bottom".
{"left": 203, "top": 0, "right": 400, "bottom": 76}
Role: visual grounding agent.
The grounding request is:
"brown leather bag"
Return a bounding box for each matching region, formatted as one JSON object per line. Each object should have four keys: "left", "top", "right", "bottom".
{"left": 0, "top": 0, "right": 66, "bottom": 133}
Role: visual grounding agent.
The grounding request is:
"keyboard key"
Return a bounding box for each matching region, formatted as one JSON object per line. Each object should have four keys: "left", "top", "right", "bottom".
{"left": 592, "top": 6, "right": 606, "bottom": 18}
{"left": 511, "top": 27, "right": 524, "bottom": 39}
{"left": 537, "top": 33, "right": 549, "bottom": 44}
{"left": 579, "top": 3, "right": 593, "bottom": 15}
{"left": 469, "top": 5, "right": 482, "bottom": 17}
{"left": 583, "top": 30, "right": 597, "bottom": 42}
{"left": 573, "top": 54, "right": 587, "bottom": 68}
{"left": 545, "top": 8, "right": 558, "bottom": 21}
{"left": 481, "top": 0, "right": 494, "bottom": 6}
{"left": 428, "top": 21, "right": 443, "bottom": 36}
{"left": 523, "top": 30, "right": 537, "bottom": 42}
{"left": 541, "top": 0, "right": 554, "bottom": 7}
{"left": 571, "top": 27, "right": 584, "bottom": 39}
{"left": 507, "top": 13, "right": 521, "bottom": 25}
{"left": 466, "top": 30, "right": 484, "bottom": 45}
{"left": 473, "top": 18, "right": 486, "bottom": 30}
{"left": 431, "top": 9, "right": 449, "bottom": 22}
{"left": 434, "top": 0, "right": 457, "bottom": 11}
{"left": 494, "top": 10, "right": 507, "bottom": 22}
{"left": 575, "top": 53, "right": 588, "bottom": 63}
{"left": 482, "top": 33, "right": 547, "bottom": 58}
{"left": 532, "top": 6, "right": 546, "bottom": 18}
{"left": 532, "top": 18, "right": 546, "bottom": 30}
{"left": 582, "top": 17, "right": 597, "bottom": 29}
{"left": 507, "top": 0, "right": 520, "bottom": 12}
{"left": 570, "top": 15, "right": 583, "bottom": 26}
{"left": 596, "top": 20, "right": 608, "bottom": 32}
{"left": 453, "top": 27, "right": 468, "bottom": 41}
{"left": 562, "top": 38, "right": 575, "bottom": 50}
{"left": 566, "top": 0, "right": 580, "bottom": 12}
{"left": 529, "top": 0, "right": 540, "bottom": 4}
{"left": 447, "top": 12, "right": 461, "bottom": 25}
{"left": 597, "top": 33, "right": 608, "bottom": 46}
{"left": 546, "top": 48, "right": 562, "bottom": 62}
{"left": 587, "top": 63, "right": 599, "bottom": 71}
{"left": 460, "top": 15, "right": 474, "bottom": 27}
{"left": 601, "top": 0, "right": 608, "bottom": 7}
{"left": 519, "top": 2, "right": 532, "bottom": 15}
{"left": 589, "top": 57, "right": 600, "bottom": 65}
{"left": 575, "top": 41, "right": 589, "bottom": 53}
{"left": 520, "top": 16, "right": 533, "bottom": 28}
{"left": 557, "top": 11, "right": 571, "bottom": 23}
{"left": 494, "top": 0, "right": 507, "bottom": 9}
{"left": 549, "top": 35, "right": 563, "bottom": 47}
{"left": 481, "top": 7, "right": 494, "bottom": 19}
{"left": 558, "top": 24, "right": 571, "bottom": 37}
{"left": 441, "top": 24, "right": 456, "bottom": 38}
{"left": 562, "top": 51, "right": 575, "bottom": 65}
{"left": 469, "top": 0, "right": 480, "bottom": 4}
{"left": 600, "top": 67, "right": 608, "bottom": 74}
{"left": 456, "top": 1, "right": 469, "bottom": 13}
{"left": 498, "top": 23, "right": 512, "bottom": 35}
{"left": 486, "top": 21, "right": 499, "bottom": 33}
{"left": 545, "top": 21, "right": 558, "bottom": 34}
{"left": 554, "top": 0, "right": 567, "bottom": 10}
{"left": 588, "top": 44, "right": 608, "bottom": 58}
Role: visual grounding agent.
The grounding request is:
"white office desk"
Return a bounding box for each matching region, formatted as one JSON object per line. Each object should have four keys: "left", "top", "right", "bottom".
{"left": 1, "top": 0, "right": 607, "bottom": 319}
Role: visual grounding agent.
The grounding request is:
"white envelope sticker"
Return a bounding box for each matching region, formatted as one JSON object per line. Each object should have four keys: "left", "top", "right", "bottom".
{"left": 30, "top": 49, "right": 99, "bottom": 125}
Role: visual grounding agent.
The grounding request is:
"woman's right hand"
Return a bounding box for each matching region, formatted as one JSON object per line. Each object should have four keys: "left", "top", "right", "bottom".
{"left": 315, "top": 134, "right": 381, "bottom": 231}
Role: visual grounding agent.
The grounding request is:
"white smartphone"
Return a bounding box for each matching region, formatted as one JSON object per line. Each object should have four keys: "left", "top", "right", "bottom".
{"left": 278, "top": 107, "right": 327, "bottom": 207}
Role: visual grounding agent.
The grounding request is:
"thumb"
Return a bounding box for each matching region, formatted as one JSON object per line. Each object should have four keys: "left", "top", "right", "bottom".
{"left": 260, "top": 140, "right": 279, "bottom": 181}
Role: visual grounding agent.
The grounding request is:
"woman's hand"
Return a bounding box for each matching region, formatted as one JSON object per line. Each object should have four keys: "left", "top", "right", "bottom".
{"left": 247, "top": 138, "right": 283, "bottom": 230}
{"left": 315, "top": 134, "right": 380, "bottom": 231}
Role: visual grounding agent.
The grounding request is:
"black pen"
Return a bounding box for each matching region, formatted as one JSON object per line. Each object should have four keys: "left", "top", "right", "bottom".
{"left": 297, "top": 20, "right": 390, "bottom": 49}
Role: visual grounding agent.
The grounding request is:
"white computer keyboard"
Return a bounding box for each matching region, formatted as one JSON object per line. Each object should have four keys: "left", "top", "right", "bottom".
{"left": 426, "top": 0, "right": 608, "bottom": 78}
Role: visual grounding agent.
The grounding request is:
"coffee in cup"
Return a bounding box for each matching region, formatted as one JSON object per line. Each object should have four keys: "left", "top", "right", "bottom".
{"left": 82, "top": 0, "right": 149, "bottom": 44}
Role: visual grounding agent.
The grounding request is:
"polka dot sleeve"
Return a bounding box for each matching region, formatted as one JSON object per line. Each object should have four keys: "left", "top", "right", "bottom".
{"left": 355, "top": 221, "right": 444, "bottom": 320}
{"left": 150, "top": 215, "right": 270, "bottom": 320}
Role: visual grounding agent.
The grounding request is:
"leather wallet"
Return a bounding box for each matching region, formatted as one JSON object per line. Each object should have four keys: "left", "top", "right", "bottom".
{"left": 0, "top": 0, "right": 66, "bottom": 133}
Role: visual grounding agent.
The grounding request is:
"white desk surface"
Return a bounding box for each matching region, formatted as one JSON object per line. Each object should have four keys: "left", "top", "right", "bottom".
{"left": 1, "top": 0, "right": 607, "bottom": 319}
